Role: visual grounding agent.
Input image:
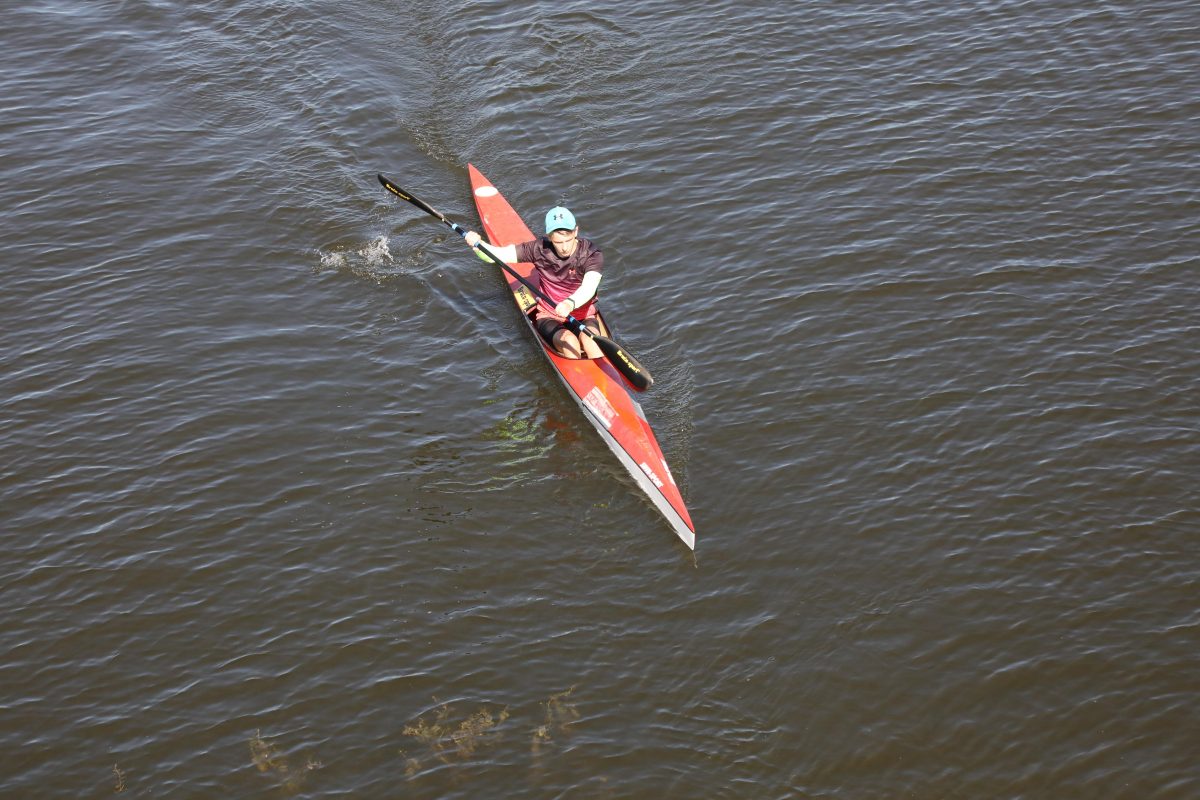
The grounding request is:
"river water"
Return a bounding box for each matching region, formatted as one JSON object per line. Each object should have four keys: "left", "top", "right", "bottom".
{"left": 3, "top": 1, "right": 1198, "bottom": 797}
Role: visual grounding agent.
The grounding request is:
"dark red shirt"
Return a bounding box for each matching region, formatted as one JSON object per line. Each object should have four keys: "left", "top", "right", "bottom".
{"left": 514, "top": 237, "right": 603, "bottom": 310}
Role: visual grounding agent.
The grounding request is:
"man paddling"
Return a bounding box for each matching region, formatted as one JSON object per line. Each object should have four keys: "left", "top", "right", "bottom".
{"left": 464, "top": 206, "right": 604, "bottom": 360}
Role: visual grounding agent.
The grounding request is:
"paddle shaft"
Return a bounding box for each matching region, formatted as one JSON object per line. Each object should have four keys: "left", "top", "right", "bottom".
{"left": 377, "top": 174, "right": 652, "bottom": 389}
{"left": 379, "top": 175, "right": 579, "bottom": 319}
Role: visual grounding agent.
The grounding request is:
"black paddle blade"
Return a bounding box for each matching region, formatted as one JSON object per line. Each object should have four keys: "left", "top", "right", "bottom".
{"left": 590, "top": 332, "right": 654, "bottom": 390}
{"left": 561, "top": 316, "right": 653, "bottom": 390}
{"left": 377, "top": 174, "right": 446, "bottom": 223}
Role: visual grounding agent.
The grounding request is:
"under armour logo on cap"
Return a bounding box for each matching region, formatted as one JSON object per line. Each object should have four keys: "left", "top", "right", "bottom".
{"left": 544, "top": 206, "right": 576, "bottom": 234}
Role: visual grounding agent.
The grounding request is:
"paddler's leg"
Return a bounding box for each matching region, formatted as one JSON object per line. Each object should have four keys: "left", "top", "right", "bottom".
{"left": 536, "top": 316, "right": 577, "bottom": 357}
{"left": 552, "top": 319, "right": 604, "bottom": 359}
{"left": 538, "top": 317, "right": 602, "bottom": 359}
{"left": 550, "top": 328, "right": 585, "bottom": 359}
{"left": 579, "top": 319, "right": 604, "bottom": 359}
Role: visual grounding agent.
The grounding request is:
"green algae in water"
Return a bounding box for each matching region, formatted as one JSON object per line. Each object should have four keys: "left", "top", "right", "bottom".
{"left": 484, "top": 413, "right": 539, "bottom": 444}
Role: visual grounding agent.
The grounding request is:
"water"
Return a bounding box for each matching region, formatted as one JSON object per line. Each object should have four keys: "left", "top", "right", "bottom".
{"left": 2, "top": 1, "right": 1198, "bottom": 796}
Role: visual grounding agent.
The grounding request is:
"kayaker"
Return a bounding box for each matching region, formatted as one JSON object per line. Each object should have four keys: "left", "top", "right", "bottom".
{"left": 463, "top": 206, "right": 604, "bottom": 360}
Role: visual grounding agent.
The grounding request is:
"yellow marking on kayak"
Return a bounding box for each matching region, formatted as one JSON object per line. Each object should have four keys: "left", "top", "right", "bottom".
{"left": 513, "top": 285, "right": 537, "bottom": 312}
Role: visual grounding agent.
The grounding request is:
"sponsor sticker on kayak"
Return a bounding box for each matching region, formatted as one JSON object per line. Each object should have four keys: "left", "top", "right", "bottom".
{"left": 582, "top": 387, "right": 617, "bottom": 429}
{"left": 639, "top": 462, "right": 664, "bottom": 489}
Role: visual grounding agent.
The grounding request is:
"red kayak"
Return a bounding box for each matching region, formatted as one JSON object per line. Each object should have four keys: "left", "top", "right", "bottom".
{"left": 468, "top": 164, "right": 695, "bottom": 549}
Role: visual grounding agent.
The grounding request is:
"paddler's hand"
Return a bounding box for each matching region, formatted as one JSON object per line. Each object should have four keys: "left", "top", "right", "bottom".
{"left": 555, "top": 298, "right": 578, "bottom": 317}
{"left": 463, "top": 230, "right": 496, "bottom": 263}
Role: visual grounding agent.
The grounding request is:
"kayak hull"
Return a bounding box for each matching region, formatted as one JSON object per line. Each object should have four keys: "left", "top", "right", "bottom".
{"left": 468, "top": 164, "right": 695, "bottom": 549}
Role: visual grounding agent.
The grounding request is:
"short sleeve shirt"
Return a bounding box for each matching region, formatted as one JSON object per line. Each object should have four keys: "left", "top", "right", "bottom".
{"left": 514, "top": 237, "right": 603, "bottom": 305}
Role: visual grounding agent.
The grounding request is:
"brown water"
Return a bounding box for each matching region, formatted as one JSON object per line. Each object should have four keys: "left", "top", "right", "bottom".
{"left": 3, "top": 1, "right": 1198, "bottom": 797}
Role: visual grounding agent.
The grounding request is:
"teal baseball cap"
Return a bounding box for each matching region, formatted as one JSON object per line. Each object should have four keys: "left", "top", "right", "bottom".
{"left": 545, "top": 206, "right": 576, "bottom": 234}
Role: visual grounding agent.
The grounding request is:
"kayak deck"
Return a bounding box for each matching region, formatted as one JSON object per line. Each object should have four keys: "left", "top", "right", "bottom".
{"left": 468, "top": 164, "right": 695, "bottom": 549}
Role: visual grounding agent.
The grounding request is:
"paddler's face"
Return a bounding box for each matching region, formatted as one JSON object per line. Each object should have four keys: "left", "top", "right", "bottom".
{"left": 548, "top": 228, "right": 579, "bottom": 258}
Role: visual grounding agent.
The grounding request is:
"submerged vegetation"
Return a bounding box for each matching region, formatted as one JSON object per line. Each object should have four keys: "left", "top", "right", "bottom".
{"left": 397, "top": 688, "right": 581, "bottom": 781}
{"left": 532, "top": 686, "right": 581, "bottom": 758}
{"left": 400, "top": 700, "right": 511, "bottom": 776}
{"left": 227, "top": 690, "right": 584, "bottom": 793}
{"left": 248, "top": 730, "right": 323, "bottom": 794}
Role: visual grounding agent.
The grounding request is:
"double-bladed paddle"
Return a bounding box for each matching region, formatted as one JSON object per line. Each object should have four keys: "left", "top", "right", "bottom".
{"left": 377, "top": 173, "right": 653, "bottom": 390}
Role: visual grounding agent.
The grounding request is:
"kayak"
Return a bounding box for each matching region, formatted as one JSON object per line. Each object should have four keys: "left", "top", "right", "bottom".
{"left": 468, "top": 164, "right": 696, "bottom": 549}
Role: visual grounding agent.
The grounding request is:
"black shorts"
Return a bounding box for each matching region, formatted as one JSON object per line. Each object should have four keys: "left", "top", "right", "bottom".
{"left": 535, "top": 315, "right": 600, "bottom": 345}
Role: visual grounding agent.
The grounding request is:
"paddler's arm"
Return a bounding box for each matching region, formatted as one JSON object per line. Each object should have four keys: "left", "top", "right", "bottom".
{"left": 554, "top": 271, "right": 602, "bottom": 317}
{"left": 463, "top": 231, "right": 516, "bottom": 263}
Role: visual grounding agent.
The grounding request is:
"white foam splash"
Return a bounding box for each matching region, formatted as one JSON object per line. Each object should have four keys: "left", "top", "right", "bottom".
{"left": 358, "top": 236, "right": 392, "bottom": 265}
{"left": 319, "top": 250, "right": 348, "bottom": 270}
